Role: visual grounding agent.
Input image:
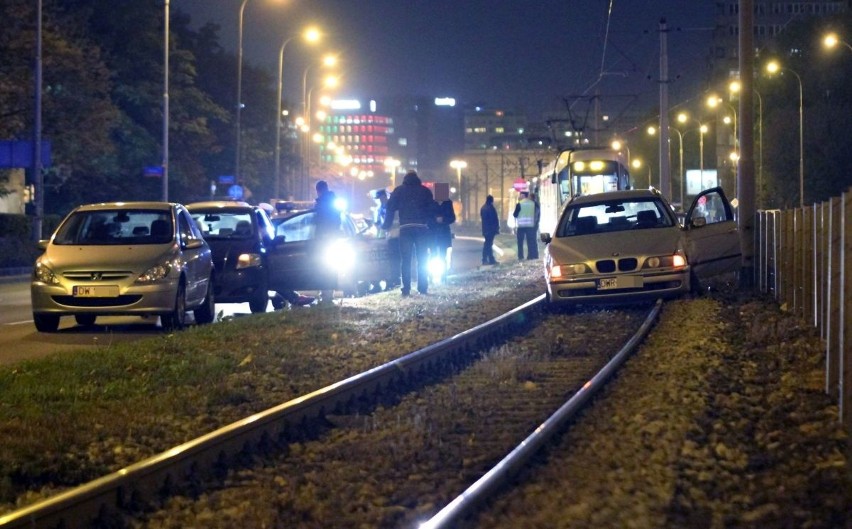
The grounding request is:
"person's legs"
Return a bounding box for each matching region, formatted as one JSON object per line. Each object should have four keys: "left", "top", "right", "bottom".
{"left": 415, "top": 229, "right": 431, "bottom": 294}
{"left": 516, "top": 229, "right": 524, "bottom": 260}
{"left": 526, "top": 228, "right": 539, "bottom": 259}
{"left": 398, "top": 230, "right": 414, "bottom": 295}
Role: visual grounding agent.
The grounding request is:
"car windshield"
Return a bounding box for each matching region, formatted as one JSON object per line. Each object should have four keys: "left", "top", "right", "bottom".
{"left": 53, "top": 209, "right": 173, "bottom": 245}
{"left": 556, "top": 197, "right": 673, "bottom": 237}
{"left": 192, "top": 210, "right": 254, "bottom": 239}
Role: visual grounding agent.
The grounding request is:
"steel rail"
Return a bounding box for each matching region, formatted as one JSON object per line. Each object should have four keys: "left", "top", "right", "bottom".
{"left": 420, "top": 298, "right": 663, "bottom": 529}
{"left": 0, "top": 295, "right": 546, "bottom": 529}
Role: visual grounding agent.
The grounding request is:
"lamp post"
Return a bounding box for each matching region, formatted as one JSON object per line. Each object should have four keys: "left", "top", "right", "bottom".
{"left": 300, "top": 54, "right": 338, "bottom": 197}
{"left": 450, "top": 159, "right": 467, "bottom": 222}
{"left": 274, "top": 27, "right": 320, "bottom": 200}
{"left": 767, "top": 60, "right": 804, "bottom": 209}
{"left": 677, "top": 112, "right": 707, "bottom": 191}
{"left": 647, "top": 125, "right": 684, "bottom": 205}
{"left": 707, "top": 95, "right": 737, "bottom": 149}
{"left": 730, "top": 80, "right": 763, "bottom": 206}
{"left": 162, "top": 0, "right": 169, "bottom": 202}
{"left": 824, "top": 32, "right": 852, "bottom": 52}
{"left": 235, "top": 0, "right": 250, "bottom": 184}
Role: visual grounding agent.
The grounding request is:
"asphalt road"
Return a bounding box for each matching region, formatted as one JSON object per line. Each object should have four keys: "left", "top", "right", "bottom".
{"left": 0, "top": 234, "right": 504, "bottom": 366}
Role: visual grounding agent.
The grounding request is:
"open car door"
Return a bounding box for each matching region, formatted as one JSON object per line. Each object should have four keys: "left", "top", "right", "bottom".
{"left": 683, "top": 187, "right": 742, "bottom": 281}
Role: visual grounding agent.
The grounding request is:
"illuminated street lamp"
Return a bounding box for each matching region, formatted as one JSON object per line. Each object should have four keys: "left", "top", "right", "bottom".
{"left": 766, "top": 60, "right": 804, "bottom": 208}
{"left": 730, "top": 80, "right": 764, "bottom": 206}
{"left": 275, "top": 26, "right": 320, "bottom": 199}
{"left": 824, "top": 32, "right": 852, "bottom": 52}
{"left": 707, "top": 95, "right": 737, "bottom": 149}
{"left": 300, "top": 55, "right": 338, "bottom": 196}
{"left": 450, "top": 159, "right": 467, "bottom": 222}
{"left": 677, "top": 112, "right": 708, "bottom": 189}
{"left": 648, "top": 124, "right": 684, "bottom": 206}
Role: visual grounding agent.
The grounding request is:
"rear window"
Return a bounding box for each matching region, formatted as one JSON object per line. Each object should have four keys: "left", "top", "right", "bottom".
{"left": 191, "top": 210, "right": 255, "bottom": 239}
{"left": 53, "top": 209, "right": 173, "bottom": 245}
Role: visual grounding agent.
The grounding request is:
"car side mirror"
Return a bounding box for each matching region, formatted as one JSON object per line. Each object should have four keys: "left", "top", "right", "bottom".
{"left": 184, "top": 239, "right": 204, "bottom": 250}
{"left": 690, "top": 217, "right": 707, "bottom": 229}
{"left": 540, "top": 232, "right": 552, "bottom": 244}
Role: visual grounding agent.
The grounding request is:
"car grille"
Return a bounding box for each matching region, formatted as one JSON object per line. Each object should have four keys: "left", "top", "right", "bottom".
{"left": 63, "top": 271, "right": 134, "bottom": 281}
{"left": 51, "top": 295, "right": 143, "bottom": 307}
{"left": 595, "top": 258, "right": 638, "bottom": 273}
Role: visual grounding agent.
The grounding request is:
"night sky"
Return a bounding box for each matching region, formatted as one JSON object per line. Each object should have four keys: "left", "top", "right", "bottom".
{"left": 174, "top": 1, "right": 717, "bottom": 126}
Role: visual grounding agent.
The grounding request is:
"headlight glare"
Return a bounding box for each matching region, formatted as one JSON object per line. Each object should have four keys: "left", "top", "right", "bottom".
{"left": 324, "top": 240, "right": 356, "bottom": 271}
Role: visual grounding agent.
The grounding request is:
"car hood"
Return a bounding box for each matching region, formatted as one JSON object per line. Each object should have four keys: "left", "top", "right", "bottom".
{"left": 547, "top": 228, "right": 684, "bottom": 264}
{"left": 39, "top": 243, "right": 178, "bottom": 272}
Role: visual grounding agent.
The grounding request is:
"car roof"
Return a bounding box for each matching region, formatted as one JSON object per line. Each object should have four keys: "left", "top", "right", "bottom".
{"left": 186, "top": 201, "right": 254, "bottom": 211}
{"left": 73, "top": 201, "right": 175, "bottom": 212}
{"left": 568, "top": 188, "right": 665, "bottom": 206}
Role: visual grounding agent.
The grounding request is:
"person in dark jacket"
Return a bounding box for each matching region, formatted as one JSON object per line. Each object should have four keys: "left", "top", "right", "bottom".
{"left": 382, "top": 170, "right": 436, "bottom": 296}
{"left": 314, "top": 180, "right": 340, "bottom": 303}
{"left": 429, "top": 197, "right": 456, "bottom": 281}
{"left": 480, "top": 195, "right": 500, "bottom": 265}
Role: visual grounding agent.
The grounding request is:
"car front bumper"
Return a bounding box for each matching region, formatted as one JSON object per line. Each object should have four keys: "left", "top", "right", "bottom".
{"left": 546, "top": 269, "right": 690, "bottom": 305}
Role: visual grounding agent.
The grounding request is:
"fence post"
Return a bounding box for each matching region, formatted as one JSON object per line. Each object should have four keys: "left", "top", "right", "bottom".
{"left": 827, "top": 198, "right": 841, "bottom": 399}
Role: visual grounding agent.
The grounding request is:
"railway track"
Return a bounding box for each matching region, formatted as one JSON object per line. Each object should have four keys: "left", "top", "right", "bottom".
{"left": 1, "top": 297, "right": 660, "bottom": 528}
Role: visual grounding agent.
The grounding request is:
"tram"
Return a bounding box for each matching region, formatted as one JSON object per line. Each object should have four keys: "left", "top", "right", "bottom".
{"left": 533, "top": 147, "right": 631, "bottom": 236}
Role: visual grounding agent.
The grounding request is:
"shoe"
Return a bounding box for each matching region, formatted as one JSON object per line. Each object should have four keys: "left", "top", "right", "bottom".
{"left": 294, "top": 295, "right": 315, "bottom": 306}
{"left": 401, "top": 290, "right": 411, "bottom": 298}
{"left": 418, "top": 290, "right": 428, "bottom": 296}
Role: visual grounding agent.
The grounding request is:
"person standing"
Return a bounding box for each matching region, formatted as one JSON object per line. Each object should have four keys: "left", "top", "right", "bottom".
{"left": 382, "top": 170, "right": 436, "bottom": 297}
{"left": 430, "top": 194, "right": 456, "bottom": 281}
{"left": 314, "top": 180, "right": 340, "bottom": 303}
{"left": 480, "top": 195, "right": 499, "bottom": 265}
{"left": 513, "top": 191, "right": 539, "bottom": 260}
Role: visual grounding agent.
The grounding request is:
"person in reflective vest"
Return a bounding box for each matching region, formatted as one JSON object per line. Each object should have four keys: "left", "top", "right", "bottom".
{"left": 512, "top": 191, "right": 539, "bottom": 260}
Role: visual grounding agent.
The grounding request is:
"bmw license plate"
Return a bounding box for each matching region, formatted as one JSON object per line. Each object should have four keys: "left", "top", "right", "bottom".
{"left": 73, "top": 285, "right": 120, "bottom": 297}
{"left": 597, "top": 276, "right": 643, "bottom": 290}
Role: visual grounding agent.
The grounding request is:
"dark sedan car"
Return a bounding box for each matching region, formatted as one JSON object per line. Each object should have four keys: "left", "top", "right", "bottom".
{"left": 268, "top": 207, "right": 398, "bottom": 297}
{"left": 187, "top": 201, "right": 276, "bottom": 313}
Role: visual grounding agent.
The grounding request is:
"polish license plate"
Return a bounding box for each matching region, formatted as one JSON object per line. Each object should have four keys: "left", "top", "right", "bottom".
{"left": 73, "top": 285, "right": 120, "bottom": 297}
{"left": 597, "top": 276, "right": 643, "bottom": 290}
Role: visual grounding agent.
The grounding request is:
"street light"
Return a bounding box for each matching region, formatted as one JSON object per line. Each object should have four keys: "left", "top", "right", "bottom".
{"left": 824, "top": 32, "right": 852, "bottom": 52}
{"left": 274, "top": 26, "right": 321, "bottom": 199}
{"left": 235, "top": 0, "right": 250, "bottom": 184}
{"left": 300, "top": 54, "right": 338, "bottom": 197}
{"left": 766, "top": 60, "right": 804, "bottom": 209}
{"left": 648, "top": 125, "right": 684, "bottom": 206}
{"left": 729, "top": 80, "right": 763, "bottom": 206}
{"left": 677, "top": 112, "right": 708, "bottom": 192}
{"left": 450, "top": 159, "right": 467, "bottom": 222}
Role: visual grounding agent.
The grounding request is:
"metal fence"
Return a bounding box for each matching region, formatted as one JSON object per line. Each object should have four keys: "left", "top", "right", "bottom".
{"left": 755, "top": 191, "right": 852, "bottom": 423}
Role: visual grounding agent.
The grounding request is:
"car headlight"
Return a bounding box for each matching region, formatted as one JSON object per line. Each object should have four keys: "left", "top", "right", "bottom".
{"left": 550, "top": 263, "right": 590, "bottom": 279}
{"left": 136, "top": 261, "right": 174, "bottom": 283}
{"left": 324, "top": 240, "right": 356, "bottom": 271}
{"left": 34, "top": 262, "right": 58, "bottom": 284}
{"left": 236, "top": 253, "right": 262, "bottom": 269}
{"left": 643, "top": 252, "right": 687, "bottom": 270}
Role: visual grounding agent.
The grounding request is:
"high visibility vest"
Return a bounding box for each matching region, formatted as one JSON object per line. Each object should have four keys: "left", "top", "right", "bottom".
{"left": 516, "top": 199, "right": 536, "bottom": 228}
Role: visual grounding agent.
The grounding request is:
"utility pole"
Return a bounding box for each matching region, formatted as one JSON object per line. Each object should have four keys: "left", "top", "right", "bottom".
{"left": 33, "top": 0, "right": 43, "bottom": 241}
{"left": 658, "top": 18, "right": 672, "bottom": 201}
{"left": 738, "top": 0, "right": 756, "bottom": 287}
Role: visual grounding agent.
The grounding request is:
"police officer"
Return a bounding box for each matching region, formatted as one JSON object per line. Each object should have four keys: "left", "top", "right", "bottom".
{"left": 512, "top": 191, "right": 539, "bottom": 260}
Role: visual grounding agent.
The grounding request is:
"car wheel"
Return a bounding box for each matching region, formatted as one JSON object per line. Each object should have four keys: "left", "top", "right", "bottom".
{"left": 249, "top": 278, "right": 270, "bottom": 314}
{"left": 193, "top": 277, "right": 216, "bottom": 325}
{"left": 33, "top": 313, "right": 60, "bottom": 333}
{"left": 162, "top": 281, "right": 187, "bottom": 331}
{"left": 74, "top": 314, "right": 97, "bottom": 327}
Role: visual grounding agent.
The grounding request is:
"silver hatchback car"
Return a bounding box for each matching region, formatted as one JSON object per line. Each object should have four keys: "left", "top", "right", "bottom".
{"left": 31, "top": 202, "right": 215, "bottom": 332}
